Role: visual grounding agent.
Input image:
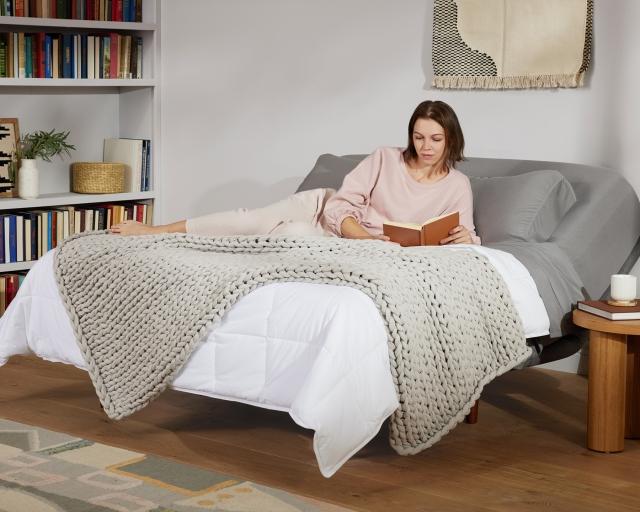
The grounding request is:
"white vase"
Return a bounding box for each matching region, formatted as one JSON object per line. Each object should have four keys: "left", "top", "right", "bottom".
{"left": 18, "top": 159, "right": 39, "bottom": 199}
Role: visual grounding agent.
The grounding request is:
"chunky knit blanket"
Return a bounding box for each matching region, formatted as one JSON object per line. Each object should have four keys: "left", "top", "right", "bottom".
{"left": 54, "top": 232, "right": 529, "bottom": 455}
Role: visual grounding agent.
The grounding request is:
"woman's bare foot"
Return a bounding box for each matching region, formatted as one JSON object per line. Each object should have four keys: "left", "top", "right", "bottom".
{"left": 110, "top": 220, "right": 159, "bottom": 236}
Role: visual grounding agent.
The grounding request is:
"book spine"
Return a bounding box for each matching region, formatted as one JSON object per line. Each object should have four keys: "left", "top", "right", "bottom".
{"left": 44, "top": 34, "right": 52, "bottom": 78}
{"left": 30, "top": 214, "right": 37, "bottom": 261}
{"left": 25, "top": 33, "right": 33, "bottom": 78}
{"left": 62, "top": 33, "right": 72, "bottom": 78}
{"left": 52, "top": 35, "right": 59, "bottom": 78}
{"left": 0, "top": 38, "right": 6, "bottom": 78}
{"left": 109, "top": 32, "right": 118, "bottom": 80}
{"left": 5, "top": 275, "right": 17, "bottom": 308}
{"left": 50, "top": 209, "right": 57, "bottom": 247}
{"left": 0, "top": 216, "right": 5, "bottom": 265}
{"left": 46, "top": 211, "right": 52, "bottom": 251}
{"left": 8, "top": 215, "right": 16, "bottom": 263}
{"left": 15, "top": 215, "right": 23, "bottom": 262}
{"left": 87, "top": 35, "right": 94, "bottom": 79}
{"left": 80, "top": 33, "right": 87, "bottom": 78}
{"left": 3, "top": 217, "right": 9, "bottom": 264}
{"left": 36, "top": 31, "right": 45, "bottom": 78}
{"left": 23, "top": 218, "right": 30, "bottom": 260}
{"left": 17, "top": 32, "right": 24, "bottom": 78}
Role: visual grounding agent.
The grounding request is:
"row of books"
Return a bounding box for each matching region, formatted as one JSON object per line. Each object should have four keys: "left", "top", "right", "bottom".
{"left": 0, "top": 31, "right": 143, "bottom": 79}
{"left": 104, "top": 138, "right": 151, "bottom": 192}
{"left": 0, "top": 201, "right": 152, "bottom": 263}
{"left": 0, "top": 0, "right": 143, "bottom": 22}
{"left": 0, "top": 272, "right": 27, "bottom": 315}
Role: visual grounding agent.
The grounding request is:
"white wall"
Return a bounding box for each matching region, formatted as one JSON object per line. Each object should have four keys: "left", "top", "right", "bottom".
{"left": 160, "top": 0, "right": 640, "bottom": 372}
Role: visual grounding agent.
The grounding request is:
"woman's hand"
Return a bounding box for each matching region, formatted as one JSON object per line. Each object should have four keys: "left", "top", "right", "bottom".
{"left": 440, "top": 225, "right": 473, "bottom": 245}
{"left": 110, "top": 220, "right": 158, "bottom": 236}
{"left": 340, "top": 216, "right": 392, "bottom": 241}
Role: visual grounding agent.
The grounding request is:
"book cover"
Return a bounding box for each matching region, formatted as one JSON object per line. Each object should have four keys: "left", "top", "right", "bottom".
{"left": 103, "top": 138, "right": 143, "bottom": 192}
{"left": 578, "top": 301, "right": 640, "bottom": 321}
{"left": 383, "top": 211, "right": 460, "bottom": 247}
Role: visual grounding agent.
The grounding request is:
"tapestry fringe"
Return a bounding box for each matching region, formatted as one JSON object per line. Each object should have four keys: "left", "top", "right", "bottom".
{"left": 432, "top": 72, "right": 585, "bottom": 90}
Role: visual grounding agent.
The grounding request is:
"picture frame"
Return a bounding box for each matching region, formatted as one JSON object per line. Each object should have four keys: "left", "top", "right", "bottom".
{"left": 0, "top": 118, "right": 19, "bottom": 198}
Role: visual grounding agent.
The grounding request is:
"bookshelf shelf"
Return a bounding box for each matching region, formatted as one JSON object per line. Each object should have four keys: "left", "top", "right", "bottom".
{"left": 0, "top": 78, "right": 156, "bottom": 87}
{"left": 0, "top": 191, "right": 156, "bottom": 210}
{"left": 0, "top": 15, "right": 156, "bottom": 31}
{"left": 0, "top": 261, "right": 37, "bottom": 273}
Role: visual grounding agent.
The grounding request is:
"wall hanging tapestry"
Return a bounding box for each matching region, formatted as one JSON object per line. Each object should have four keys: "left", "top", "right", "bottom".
{"left": 432, "top": 0, "right": 593, "bottom": 89}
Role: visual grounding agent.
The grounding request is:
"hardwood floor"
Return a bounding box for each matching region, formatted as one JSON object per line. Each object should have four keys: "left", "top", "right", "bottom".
{"left": 1, "top": 356, "right": 639, "bottom": 511}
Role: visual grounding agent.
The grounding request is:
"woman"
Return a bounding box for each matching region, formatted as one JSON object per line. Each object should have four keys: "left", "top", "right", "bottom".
{"left": 111, "top": 100, "right": 480, "bottom": 245}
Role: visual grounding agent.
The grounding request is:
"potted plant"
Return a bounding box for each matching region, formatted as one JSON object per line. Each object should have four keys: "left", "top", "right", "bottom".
{"left": 17, "top": 129, "right": 76, "bottom": 199}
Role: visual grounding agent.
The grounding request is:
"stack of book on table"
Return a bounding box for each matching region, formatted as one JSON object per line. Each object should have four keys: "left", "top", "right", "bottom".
{"left": 577, "top": 301, "right": 640, "bottom": 321}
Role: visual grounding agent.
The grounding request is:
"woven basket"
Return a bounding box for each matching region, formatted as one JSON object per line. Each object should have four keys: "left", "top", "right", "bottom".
{"left": 72, "top": 162, "right": 125, "bottom": 194}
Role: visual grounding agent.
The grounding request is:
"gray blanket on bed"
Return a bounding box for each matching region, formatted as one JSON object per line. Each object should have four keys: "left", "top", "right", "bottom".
{"left": 54, "top": 232, "right": 529, "bottom": 455}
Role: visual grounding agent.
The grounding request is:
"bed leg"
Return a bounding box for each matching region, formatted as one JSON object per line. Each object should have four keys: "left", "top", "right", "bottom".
{"left": 465, "top": 401, "right": 479, "bottom": 424}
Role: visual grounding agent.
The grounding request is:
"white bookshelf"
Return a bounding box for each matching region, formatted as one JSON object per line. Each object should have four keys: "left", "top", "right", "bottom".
{"left": 0, "top": 0, "right": 161, "bottom": 274}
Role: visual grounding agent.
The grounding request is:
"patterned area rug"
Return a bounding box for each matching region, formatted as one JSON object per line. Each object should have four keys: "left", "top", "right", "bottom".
{"left": 0, "top": 419, "right": 351, "bottom": 512}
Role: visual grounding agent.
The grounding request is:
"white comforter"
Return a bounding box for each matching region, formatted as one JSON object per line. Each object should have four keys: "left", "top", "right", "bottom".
{"left": 0, "top": 245, "right": 549, "bottom": 477}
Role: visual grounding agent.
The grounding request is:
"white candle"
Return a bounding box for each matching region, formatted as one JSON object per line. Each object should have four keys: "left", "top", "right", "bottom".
{"left": 611, "top": 274, "right": 637, "bottom": 301}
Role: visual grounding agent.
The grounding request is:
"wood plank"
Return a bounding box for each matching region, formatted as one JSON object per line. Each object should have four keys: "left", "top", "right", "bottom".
{"left": 2, "top": 356, "right": 640, "bottom": 511}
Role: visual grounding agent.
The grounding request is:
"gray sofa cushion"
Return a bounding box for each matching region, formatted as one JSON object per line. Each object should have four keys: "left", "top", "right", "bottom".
{"left": 296, "top": 154, "right": 364, "bottom": 193}
{"left": 470, "top": 171, "right": 577, "bottom": 243}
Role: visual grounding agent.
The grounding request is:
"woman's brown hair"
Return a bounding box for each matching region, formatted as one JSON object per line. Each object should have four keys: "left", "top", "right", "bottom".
{"left": 402, "top": 100, "right": 465, "bottom": 170}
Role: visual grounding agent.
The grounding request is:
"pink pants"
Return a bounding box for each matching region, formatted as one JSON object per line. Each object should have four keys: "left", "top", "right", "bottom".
{"left": 185, "top": 188, "right": 335, "bottom": 237}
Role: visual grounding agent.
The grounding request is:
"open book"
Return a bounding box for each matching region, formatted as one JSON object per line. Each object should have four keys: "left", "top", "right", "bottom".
{"left": 382, "top": 211, "right": 459, "bottom": 247}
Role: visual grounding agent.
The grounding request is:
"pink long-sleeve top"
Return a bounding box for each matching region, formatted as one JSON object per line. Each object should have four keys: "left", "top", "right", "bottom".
{"left": 321, "top": 146, "right": 481, "bottom": 244}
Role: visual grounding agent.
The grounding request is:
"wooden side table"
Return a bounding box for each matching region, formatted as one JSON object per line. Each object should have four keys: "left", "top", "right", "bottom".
{"left": 573, "top": 309, "right": 640, "bottom": 452}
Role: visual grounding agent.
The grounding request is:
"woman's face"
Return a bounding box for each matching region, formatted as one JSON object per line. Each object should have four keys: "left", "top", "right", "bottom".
{"left": 412, "top": 118, "right": 446, "bottom": 168}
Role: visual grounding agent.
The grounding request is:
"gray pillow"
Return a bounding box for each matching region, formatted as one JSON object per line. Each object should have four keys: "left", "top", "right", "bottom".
{"left": 470, "top": 170, "right": 577, "bottom": 243}
{"left": 296, "top": 154, "right": 365, "bottom": 193}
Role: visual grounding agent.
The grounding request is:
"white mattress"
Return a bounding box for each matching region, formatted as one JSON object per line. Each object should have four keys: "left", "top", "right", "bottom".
{"left": 0, "top": 245, "right": 549, "bottom": 477}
